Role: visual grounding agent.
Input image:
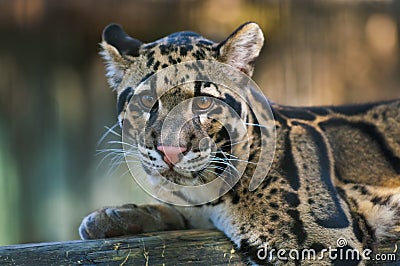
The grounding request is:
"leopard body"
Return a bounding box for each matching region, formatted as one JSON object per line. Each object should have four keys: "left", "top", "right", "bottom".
{"left": 80, "top": 22, "right": 400, "bottom": 265}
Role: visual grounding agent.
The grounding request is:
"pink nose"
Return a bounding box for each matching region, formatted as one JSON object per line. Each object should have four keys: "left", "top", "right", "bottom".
{"left": 157, "top": 146, "right": 187, "bottom": 166}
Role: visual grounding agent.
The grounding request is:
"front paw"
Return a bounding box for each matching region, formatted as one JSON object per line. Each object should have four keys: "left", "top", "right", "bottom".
{"left": 79, "top": 204, "right": 187, "bottom": 240}
{"left": 79, "top": 204, "right": 144, "bottom": 240}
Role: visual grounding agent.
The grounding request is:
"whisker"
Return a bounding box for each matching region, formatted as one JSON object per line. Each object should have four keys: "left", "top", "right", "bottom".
{"left": 124, "top": 159, "right": 142, "bottom": 163}
{"left": 96, "top": 151, "right": 122, "bottom": 170}
{"left": 107, "top": 140, "right": 138, "bottom": 149}
{"left": 208, "top": 159, "right": 241, "bottom": 176}
{"left": 206, "top": 165, "right": 228, "bottom": 172}
{"left": 219, "top": 137, "right": 254, "bottom": 149}
{"left": 244, "top": 122, "right": 274, "bottom": 129}
{"left": 105, "top": 156, "right": 126, "bottom": 177}
{"left": 210, "top": 151, "right": 239, "bottom": 160}
{"left": 197, "top": 172, "right": 207, "bottom": 184}
{"left": 96, "top": 123, "right": 120, "bottom": 147}
{"left": 96, "top": 149, "right": 139, "bottom": 159}
{"left": 107, "top": 166, "right": 131, "bottom": 180}
{"left": 94, "top": 122, "right": 142, "bottom": 178}
{"left": 96, "top": 148, "right": 124, "bottom": 155}
{"left": 224, "top": 158, "right": 257, "bottom": 165}
{"left": 202, "top": 169, "right": 236, "bottom": 190}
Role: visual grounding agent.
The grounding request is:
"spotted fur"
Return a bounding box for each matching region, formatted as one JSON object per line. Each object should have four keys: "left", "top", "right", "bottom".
{"left": 80, "top": 23, "right": 400, "bottom": 265}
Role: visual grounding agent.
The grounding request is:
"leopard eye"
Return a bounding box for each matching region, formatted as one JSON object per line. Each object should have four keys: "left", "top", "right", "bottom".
{"left": 140, "top": 94, "right": 155, "bottom": 110}
{"left": 193, "top": 96, "right": 213, "bottom": 111}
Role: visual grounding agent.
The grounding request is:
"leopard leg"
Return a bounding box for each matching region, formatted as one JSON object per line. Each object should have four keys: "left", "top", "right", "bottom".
{"left": 340, "top": 183, "right": 400, "bottom": 242}
{"left": 79, "top": 203, "right": 188, "bottom": 240}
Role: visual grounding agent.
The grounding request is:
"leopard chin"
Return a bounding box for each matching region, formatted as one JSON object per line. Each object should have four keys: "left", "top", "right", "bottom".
{"left": 155, "top": 167, "right": 215, "bottom": 186}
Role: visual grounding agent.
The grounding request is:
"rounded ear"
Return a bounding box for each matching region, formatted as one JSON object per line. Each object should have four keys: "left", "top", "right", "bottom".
{"left": 217, "top": 22, "right": 264, "bottom": 77}
{"left": 102, "top": 24, "right": 143, "bottom": 57}
{"left": 100, "top": 24, "right": 143, "bottom": 90}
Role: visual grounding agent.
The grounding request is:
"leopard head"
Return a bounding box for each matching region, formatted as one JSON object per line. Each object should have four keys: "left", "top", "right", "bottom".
{"left": 100, "top": 22, "right": 264, "bottom": 187}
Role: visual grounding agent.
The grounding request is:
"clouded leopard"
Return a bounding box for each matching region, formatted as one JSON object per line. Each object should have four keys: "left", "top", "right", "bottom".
{"left": 80, "top": 22, "right": 400, "bottom": 265}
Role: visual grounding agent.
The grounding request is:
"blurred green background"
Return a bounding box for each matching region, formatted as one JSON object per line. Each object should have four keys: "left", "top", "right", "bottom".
{"left": 0, "top": 0, "right": 399, "bottom": 245}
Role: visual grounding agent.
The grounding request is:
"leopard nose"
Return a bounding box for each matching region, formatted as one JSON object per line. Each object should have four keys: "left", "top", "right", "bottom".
{"left": 157, "top": 146, "right": 187, "bottom": 166}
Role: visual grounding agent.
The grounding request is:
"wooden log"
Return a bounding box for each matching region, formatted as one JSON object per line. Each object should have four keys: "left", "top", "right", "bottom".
{"left": 0, "top": 229, "right": 398, "bottom": 265}
{"left": 0, "top": 230, "right": 244, "bottom": 265}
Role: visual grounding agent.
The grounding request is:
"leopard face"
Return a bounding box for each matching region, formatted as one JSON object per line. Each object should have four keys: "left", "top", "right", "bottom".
{"left": 100, "top": 23, "right": 264, "bottom": 186}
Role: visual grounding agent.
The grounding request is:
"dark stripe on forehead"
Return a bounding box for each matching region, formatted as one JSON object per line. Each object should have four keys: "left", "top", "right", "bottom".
{"left": 117, "top": 87, "right": 133, "bottom": 115}
{"left": 194, "top": 81, "right": 202, "bottom": 96}
{"left": 180, "top": 46, "right": 188, "bottom": 56}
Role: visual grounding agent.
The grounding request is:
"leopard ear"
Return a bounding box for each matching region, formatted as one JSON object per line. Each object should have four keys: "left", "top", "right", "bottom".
{"left": 100, "top": 24, "right": 143, "bottom": 90}
{"left": 217, "top": 22, "right": 264, "bottom": 77}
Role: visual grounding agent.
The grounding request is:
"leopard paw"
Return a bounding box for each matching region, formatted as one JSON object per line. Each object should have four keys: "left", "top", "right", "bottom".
{"left": 79, "top": 204, "right": 187, "bottom": 240}
{"left": 79, "top": 204, "right": 144, "bottom": 239}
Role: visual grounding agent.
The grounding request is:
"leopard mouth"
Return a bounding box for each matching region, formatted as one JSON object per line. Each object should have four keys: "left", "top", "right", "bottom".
{"left": 159, "top": 167, "right": 193, "bottom": 178}
{"left": 155, "top": 165, "right": 216, "bottom": 186}
{"left": 137, "top": 142, "right": 218, "bottom": 185}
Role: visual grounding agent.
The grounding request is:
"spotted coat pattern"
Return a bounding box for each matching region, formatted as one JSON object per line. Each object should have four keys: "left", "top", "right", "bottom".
{"left": 80, "top": 23, "right": 400, "bottom": 265}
